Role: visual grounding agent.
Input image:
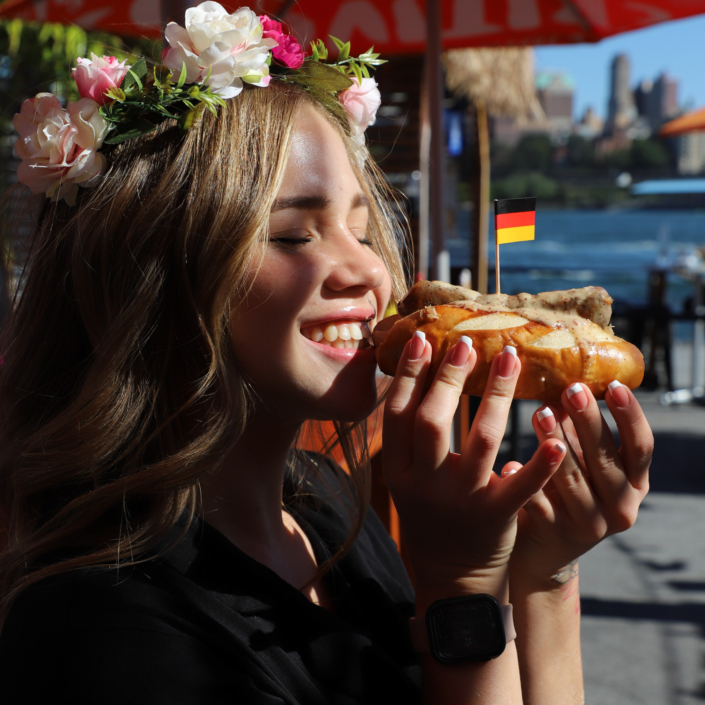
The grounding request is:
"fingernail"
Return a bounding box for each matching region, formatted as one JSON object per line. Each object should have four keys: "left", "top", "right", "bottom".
{"left": 408, "top": 331, "right": 426, "bottom": 361}
{"left": 498, "top": 345, "right": 517, "bottom": 378}
{"left": 566, "top": 383, "right": 588, "bottom": 410}
{"left": 608, "top": 380, "right": 630, "bottom": 408}
{"left": 450, "top": 335, "right": 472, "bottom": 367}
{"left": 503, "top": 468, "right": 518, "bottom": 477}
{"left": 547, "top": 441, "right": 566, "bottom": 463}
{"left": 537, "top": 406, "right": 556, "bottom": 432}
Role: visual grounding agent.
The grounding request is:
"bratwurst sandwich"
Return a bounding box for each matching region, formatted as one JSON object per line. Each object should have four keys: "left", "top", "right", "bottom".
{"left": 373, "top": 280, "right": 644, "bottom": 402}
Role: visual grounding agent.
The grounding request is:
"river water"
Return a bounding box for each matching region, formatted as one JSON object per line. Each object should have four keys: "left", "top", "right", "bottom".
{"left": 447, "top": 209, "right": 705, "bottom": 315}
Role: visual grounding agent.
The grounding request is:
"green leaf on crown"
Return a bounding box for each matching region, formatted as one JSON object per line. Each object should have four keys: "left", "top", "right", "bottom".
{"left": 286, "top": 60, "right": 353, "bottom": 94}
{"left": 103, "top": 117, "right": 158, "bottom": 145}
{"left": 176, "top": 61, "right": 188, "bottom": 88}
{"left": 178, "top": 103, "right": 206, "bottom": 131}
{"left": 122, "top": 57, "right": 148, "bottom": 93}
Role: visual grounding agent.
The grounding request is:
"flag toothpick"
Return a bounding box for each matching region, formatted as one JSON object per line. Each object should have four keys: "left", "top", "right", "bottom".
{"left": 493, "top": 197, "right": 537, "bottom": 295}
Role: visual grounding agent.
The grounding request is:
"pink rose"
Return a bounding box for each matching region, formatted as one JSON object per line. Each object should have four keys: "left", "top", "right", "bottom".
{"left": 338, "top": 77, "right": 381, "bottom": 137}
{"left": 13, "top": 93, "right": 109, "bottom": 205}
{"left": 72, "top": 53, "right": 131, "bottom": 106}
{"left": 259, "top": 15, "right": 304, "bottom": 69}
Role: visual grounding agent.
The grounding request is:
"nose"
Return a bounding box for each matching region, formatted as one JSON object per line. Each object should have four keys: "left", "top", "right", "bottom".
{"left": 323, "top": 230, "right": 387, "bottom": 295}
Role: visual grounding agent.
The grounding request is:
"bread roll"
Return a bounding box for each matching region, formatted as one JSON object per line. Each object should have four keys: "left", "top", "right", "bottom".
{"left": 374, "top": 282, "right": 644, "bottom": 402}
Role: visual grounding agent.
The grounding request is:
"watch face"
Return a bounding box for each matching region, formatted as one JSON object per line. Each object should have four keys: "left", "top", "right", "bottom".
{"left": 427, "top": 595, "right": 506, "bottom": 664}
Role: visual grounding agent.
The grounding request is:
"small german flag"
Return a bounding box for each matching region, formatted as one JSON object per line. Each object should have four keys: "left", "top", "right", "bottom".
{"left": 494, "top": 197, "right": 536, "bottom": 245}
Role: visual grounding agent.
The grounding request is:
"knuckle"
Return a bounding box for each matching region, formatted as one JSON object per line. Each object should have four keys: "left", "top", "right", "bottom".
{"left": 414, "top": 413, "right": 445, "bottom": 445}
{"left": 635, "top": 437, "right": 655, "bottom": 464}
{"left": 584, "top": 520, "right": 607, "bottom": 545}
{"left": 609, "top": 506, "right": 638, "bottom": 534}
{"left": 560, "top": 464, "right": 586, "bottom": 492}
{"left": 433, "top": 366, "right": 466, "bottom": 392}
{"left": 472, "top": 422, "right": 503, "bottom": 454}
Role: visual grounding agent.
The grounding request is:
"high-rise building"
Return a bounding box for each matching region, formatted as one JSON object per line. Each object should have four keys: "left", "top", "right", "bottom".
{"left": 634, "top": 73, "right": 678, "bottom": 131}
{"left": 634, "top": 79, "right": 653, "bottom": 120}
{"left": 535, "top": 71, "right": 574, "bottom": 137}
{"left": 606, "top": 54, "right": 636, "bottom": 133}
{"left": 652, "top": 72, "right": 679, "bottom": 124}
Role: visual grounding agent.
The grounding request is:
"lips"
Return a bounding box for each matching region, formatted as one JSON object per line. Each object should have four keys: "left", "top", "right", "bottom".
{"left": 301, "top": 319, "right": 373, "bottom": 349}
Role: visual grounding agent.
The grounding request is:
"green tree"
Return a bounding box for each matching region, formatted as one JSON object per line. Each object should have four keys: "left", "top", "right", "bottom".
{"left": 512, "top": 133, "right": 553, "bottom": 172}
{"left": 566, "top": 134, "right": 594, "bottom": 167}
{"left": 630, "top": 138, "right": 670, "bottom": 170}
{"left": 0, "top": 20, "right": 160, "bottom": 129}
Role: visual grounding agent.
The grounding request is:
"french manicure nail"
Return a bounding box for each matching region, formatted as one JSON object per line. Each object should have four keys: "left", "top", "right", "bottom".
{"left": 498, "top": 345, "right": 517, "bottom": 378}
{"left": 409, "top": 331, "right": 426, "bottom": 361}
{"left": 608, "top": 380, "right": 630, "bottom": 408}
{"left": 548, "top": 441, "right": 566, "bottom": 463}
{"left": 450, "top": 335, "right": 472, "bottom": 367}
{"left": 537, "top": 406, "right": 556, "bottom": 433}
{"left": 566, "top": 383, "right": 588, "bottom": 410}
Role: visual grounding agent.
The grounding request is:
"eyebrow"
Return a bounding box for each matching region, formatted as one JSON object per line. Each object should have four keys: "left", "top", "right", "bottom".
{"left": 270, "top": 192, "right": 369, "bottom": 213}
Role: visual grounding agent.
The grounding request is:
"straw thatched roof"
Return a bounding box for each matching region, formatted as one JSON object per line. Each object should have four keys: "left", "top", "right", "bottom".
{"left": 443, "top": 47, "right": 545, "bottom": 122}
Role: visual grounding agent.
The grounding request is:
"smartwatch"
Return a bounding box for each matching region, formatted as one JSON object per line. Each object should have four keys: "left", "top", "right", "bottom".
{"left": 409, "top": 594, "right": 516, "bottom": 664}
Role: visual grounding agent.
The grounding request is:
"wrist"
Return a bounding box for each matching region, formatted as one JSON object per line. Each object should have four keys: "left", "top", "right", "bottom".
{"left": 509, "top": 558, "right": 579, "bottom": 597}
{"left": 415, "top": 567, "right": 510, "bottom": 617}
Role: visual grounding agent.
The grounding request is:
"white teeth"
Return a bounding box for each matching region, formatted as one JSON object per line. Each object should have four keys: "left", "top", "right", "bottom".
{"left": 302, "top": 321, "right": 370, "bottom": 349}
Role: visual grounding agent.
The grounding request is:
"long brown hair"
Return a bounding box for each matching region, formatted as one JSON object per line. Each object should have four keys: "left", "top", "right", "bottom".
{"left": 0, "top": 81, "right": 411, "bottom": 629}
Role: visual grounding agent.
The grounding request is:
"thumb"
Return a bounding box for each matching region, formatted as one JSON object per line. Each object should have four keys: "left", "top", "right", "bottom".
{"left": 498, "top": 439, "right": 566, "bottom": 513}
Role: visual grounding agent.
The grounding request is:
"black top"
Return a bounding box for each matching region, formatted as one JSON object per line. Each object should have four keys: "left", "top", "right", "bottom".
{"left": 0, "top": 460, "right": 421, "bottom": 704}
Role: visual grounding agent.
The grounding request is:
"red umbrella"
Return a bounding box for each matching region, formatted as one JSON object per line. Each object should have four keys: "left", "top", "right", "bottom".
{"left": 1, "top": 0, "right": 704, "bottom": 47}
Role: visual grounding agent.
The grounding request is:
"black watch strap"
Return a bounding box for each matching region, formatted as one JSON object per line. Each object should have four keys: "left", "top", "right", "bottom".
{"left": 408, "top": 603, "right": 516, "bottom": 653}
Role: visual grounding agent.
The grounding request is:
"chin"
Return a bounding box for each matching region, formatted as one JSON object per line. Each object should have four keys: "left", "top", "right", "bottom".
{"left": 309, "top": 384, "right": 379, "bottom": 423}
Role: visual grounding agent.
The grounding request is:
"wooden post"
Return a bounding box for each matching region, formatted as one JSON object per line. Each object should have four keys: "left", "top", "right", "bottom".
{"left": 472, "top": 100, "right": 490, "bottom": 295}
{"left": 418, "top": 71, "right": 430, "bottom": 279}
{"left": 426, "top": 0, "right": 447, "bottom": 282}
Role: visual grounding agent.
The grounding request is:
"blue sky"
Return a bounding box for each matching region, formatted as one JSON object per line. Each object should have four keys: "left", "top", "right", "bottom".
{"left": 534, "top": 14, "right": 705, "bottom": 120}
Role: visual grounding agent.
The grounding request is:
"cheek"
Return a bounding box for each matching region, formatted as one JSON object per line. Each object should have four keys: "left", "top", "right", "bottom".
{"left": 376, "top": 265, "right": 393, "bottom": 317}
{"left": 229, "top": 260, "right": 316, "bottom": 372}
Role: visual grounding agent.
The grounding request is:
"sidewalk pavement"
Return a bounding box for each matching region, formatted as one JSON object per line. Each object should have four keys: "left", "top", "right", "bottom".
{"left": 509, "top": 390, "right": 705, "bottom": 704}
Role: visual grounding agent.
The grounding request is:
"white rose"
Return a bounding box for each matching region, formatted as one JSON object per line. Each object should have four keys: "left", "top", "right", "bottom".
{"left": 163, "top": 2, "right": 277, "bottom": 99}
{"left": 13, "top": 93, "right": 109, "bottom": 205}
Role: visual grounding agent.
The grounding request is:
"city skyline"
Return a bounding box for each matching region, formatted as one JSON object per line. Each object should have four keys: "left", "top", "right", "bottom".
{"left": 535, "top": 13, "right": 705, "bottom": 121}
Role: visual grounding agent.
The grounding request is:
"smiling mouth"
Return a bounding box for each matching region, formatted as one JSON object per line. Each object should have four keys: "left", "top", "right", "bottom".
{"left": 301, "top": 320, "right": 373, "bottom": 350}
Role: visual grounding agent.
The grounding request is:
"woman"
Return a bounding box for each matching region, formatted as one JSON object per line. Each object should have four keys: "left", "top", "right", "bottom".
{"left": 0, "top": 5, "right": 652, "bottom": 703}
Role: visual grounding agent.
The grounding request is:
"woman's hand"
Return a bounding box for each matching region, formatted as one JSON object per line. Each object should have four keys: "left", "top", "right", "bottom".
{"left": 382, "top": 334, "right": 566, "bottom": 604}
{"left": 506, "top": 382, "right": 653, "bottom": 587}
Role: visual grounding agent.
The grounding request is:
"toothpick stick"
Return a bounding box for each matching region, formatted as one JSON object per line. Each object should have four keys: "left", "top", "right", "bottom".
{"left": 495, "top": 238, "right": 500, "bottom": 295}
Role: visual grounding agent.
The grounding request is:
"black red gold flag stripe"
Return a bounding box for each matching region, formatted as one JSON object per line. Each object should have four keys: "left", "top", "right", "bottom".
{"left": 494, "top": 197, "right": 536, "bottom": 244}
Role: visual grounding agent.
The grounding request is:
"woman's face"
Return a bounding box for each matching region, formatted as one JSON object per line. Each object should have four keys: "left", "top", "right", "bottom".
{"left": 230, "top": 105, "right": 392, "bottom": 425}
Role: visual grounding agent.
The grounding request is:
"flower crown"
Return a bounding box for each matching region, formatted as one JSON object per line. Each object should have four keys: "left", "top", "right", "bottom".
{"left": 13, "top": 2, "right": 385, "bottom": 206}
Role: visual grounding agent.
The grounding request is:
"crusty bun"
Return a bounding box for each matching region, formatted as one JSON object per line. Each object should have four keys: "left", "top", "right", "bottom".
{"left": 374, "top": 282, "right": 644, "bottom": 402}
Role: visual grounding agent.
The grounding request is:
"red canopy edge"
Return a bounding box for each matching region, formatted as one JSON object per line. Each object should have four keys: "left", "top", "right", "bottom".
{"left": 2, "top": 0, "right": 705, "bottom": 47}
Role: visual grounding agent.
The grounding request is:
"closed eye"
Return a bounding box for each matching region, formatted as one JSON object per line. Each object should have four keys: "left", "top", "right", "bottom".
{"left": 270, "top": 236, "right": 313, "bottom": 248}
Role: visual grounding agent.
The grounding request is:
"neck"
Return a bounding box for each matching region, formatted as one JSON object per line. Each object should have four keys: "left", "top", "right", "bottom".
{"left": 198, "top": 407, "right": 299, "bottom": 553}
